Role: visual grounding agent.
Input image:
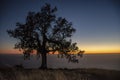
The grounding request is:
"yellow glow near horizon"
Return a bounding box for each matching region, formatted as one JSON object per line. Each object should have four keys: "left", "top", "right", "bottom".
{"left": 0, "top": 47, "right": 120, "bottom": 54}
{"left": 0, "top": 44, "right": 120, "bottom": 54}
{"left": 79, "top": 44, "right": 120, "bottom": 54}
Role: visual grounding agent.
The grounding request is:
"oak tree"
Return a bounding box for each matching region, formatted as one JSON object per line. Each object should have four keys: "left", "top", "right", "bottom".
{"left": 7, "top": 4, "right": 84, "bottom": 69}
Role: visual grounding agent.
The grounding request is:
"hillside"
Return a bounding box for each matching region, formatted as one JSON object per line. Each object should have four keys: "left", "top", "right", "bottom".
{"left": 0, "top": 68, "right": 120, "bottom": 80}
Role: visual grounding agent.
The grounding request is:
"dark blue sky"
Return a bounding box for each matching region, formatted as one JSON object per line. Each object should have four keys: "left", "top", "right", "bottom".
{"left": 0, "top": 0, "right": 120, "bottom": 53}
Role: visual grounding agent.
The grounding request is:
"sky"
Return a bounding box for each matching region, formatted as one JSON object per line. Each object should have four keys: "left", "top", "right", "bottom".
{"left": 0, "top": 0, "right": 120, "bottom": 54}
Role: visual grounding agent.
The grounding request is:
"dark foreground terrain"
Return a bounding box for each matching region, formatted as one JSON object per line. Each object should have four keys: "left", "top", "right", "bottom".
{"left": 0, "top": 68, "right": 120, "bottom": 80}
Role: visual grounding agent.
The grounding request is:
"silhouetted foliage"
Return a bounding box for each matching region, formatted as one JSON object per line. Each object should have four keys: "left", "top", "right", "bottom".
{"left": 7, "top": 3, "right": 84, "bottom": 69}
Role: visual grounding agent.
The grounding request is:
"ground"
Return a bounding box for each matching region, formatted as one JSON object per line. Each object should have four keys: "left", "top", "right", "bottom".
{"left": 0, "top": 68, "right": 120, "bottom": 80}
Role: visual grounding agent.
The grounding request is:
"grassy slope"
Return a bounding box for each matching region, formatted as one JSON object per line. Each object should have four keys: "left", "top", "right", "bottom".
{"left": 0, "top": 68, "right": 120, "bottom": 80}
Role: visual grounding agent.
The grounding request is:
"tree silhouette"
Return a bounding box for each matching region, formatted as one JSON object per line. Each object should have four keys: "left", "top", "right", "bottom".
{"left": 7, "top": 4, "right": 84, "bottom": 69}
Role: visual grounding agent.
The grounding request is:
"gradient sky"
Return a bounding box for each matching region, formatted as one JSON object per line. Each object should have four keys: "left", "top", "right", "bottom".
{"left": 0, "top": 0, "right": 120, "bottom": 54}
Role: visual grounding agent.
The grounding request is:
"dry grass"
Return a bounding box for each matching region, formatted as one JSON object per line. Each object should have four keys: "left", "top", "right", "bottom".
{"left": 0, "top": 68, "right": 120, "bottom": 80}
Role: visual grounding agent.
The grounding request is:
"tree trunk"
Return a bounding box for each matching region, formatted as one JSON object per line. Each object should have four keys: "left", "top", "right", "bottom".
{"left": 40, "top": 52, "right": 47, "bottom": 69}
{"left": 40, "top": 29, "right": 47, "bottom": 69}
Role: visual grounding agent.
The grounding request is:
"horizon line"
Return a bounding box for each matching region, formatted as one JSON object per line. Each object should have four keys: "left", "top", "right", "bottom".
{"left": 0, "top": 52, "right": 120, "bottom": 55}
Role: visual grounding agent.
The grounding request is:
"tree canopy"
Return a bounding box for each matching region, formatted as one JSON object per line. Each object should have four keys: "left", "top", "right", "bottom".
{"left": 7, "top": 3, "right": 84, "bottom": 69}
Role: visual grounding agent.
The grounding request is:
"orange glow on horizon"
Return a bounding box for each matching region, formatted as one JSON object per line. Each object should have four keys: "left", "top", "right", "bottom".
{"left": 85, "top": 50, "right": 120, "bottom": 54}
{"left": 0, "top": 45, "right": 120, "bottom": 54}
{"left": 0, "top": 49, "right": 22, "bottom": 54}
{"left": 0, "top": 49, "right": 120, "bottom": 54}
{"left": 79, "top": 45, "right": 120, "bottom": 54}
